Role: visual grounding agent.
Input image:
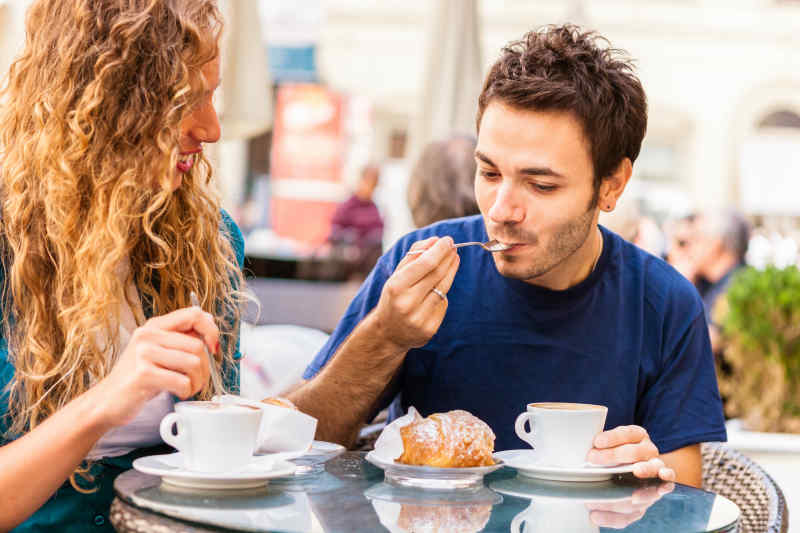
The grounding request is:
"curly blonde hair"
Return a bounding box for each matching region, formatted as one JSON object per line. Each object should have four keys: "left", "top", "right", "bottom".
{"left": 0, "top": 0, "right": 243, "bottom": 464}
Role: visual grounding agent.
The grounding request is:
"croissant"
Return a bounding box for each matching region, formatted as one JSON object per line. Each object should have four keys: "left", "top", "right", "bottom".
{"left": 396, "top": 503, "right": 491, "bottom": 533}
{"left": 397, "top": 410, "right": 495, "bottom": 467}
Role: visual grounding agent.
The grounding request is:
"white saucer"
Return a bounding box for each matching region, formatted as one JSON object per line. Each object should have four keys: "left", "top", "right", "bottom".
{"left": 132, "top": 452, "right": 297, "bottom": 490}
{"left": 490, "top": 475, "right": 636, "bottom": 502}
{"left": 288, "top": 440, "right": 346, "bottom": 475}
{"left": 494, "top": 450, "right": 636, "bottom": 482}
{"left": 365, "top": 451, "right": 504, "bottom": 489}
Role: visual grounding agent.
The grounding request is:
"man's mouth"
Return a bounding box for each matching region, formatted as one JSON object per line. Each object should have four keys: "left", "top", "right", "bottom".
{"left": 498, "top": 242, "right": 526, "bottom": 252}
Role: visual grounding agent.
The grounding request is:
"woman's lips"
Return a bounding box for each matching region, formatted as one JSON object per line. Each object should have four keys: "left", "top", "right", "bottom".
{"left": 177, "top": 151, "right": 201, "bottom": 173}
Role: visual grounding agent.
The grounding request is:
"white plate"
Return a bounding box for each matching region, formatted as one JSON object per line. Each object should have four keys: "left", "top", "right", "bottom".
{"left": 494, "top": 450, "right": 636, "bottom": 482}
{"left": 365, "top": 451, "right": 504, "bottom": 490}
{"left": 133, "top": 452, "right": 297, "bottom": 490}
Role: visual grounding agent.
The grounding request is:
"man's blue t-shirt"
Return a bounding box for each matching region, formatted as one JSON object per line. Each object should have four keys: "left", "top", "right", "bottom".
{"left": 304, "top": 215, "right": 727, "bottom": 453}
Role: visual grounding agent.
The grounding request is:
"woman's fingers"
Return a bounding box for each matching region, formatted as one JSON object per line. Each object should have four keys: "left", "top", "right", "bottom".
{"left": 147, "top": 365, "right": 194, "bottom": 400}
{"left": 145, "top": 346, "right": 209, "bottom": 396}
{"left": 146, "top": 306, "right": 219, "bottom": 354}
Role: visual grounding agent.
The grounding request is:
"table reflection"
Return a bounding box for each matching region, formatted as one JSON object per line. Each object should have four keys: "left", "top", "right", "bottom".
{"left": 365, "top": 483, "right": 502, "bottom": 533}
{"left": 112, "top": 453, "right": 739, "bottom": 533}
{"left": 489, "top": 476, "right": 672, "bottom": 533}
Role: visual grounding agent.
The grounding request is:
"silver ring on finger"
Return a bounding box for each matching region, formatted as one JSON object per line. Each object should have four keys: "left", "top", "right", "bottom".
{"left": 431, "top": 287, "right": 447, "bottom": 302}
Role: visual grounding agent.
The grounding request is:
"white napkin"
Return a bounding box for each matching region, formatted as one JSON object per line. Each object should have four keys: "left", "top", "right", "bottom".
{"left": 213, "top": 395, "right": 317, "bottom": 455}
{"left": 371, "top": 407, "right": 421, "bottom": 463}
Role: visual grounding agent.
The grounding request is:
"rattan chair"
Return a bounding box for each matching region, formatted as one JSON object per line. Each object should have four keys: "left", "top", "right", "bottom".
{"left": 702, "top": 442, "right": 788, "bottom": 533}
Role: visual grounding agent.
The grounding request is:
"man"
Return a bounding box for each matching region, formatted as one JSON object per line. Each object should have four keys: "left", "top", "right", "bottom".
{"left": 288, "top": 25, "right": 726, "bottom": 488}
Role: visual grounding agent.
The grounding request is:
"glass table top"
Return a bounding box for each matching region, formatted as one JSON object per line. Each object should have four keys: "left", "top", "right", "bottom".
{"left": 114, "top": 452, "right": 740, "bottom": 533}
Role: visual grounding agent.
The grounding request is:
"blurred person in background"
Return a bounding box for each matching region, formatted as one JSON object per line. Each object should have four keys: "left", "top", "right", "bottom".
{"left": 407, "top": 136, "right": 481, "bottom": 228}
{"left": 600, "top": 200, "right": 666, "bottom": 258}
{"left": 328, "top": 163, "right": 384, "bottom": 278}
{"left": 665, "top": 213, "right": 701, "bottom": 286}
{"left": 691, "top": 209, "right": 751, "bottom": 352}
{"left": 0, "top": 1, "right": 246, "bottom": 530}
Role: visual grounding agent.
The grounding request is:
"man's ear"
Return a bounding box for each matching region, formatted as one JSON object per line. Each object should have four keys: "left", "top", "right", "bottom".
{"left": 599, "top": 158, "right": 633, "bottom": 212}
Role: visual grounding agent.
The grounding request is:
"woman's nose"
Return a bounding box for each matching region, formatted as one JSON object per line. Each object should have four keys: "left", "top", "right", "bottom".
{"left": 190, "top": 107, "right": 221, "bottom": 145}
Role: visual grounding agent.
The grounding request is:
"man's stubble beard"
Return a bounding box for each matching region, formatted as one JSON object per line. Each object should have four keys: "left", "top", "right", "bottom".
{"left": 492, "top": 205, "right": 597, "bottom": 282}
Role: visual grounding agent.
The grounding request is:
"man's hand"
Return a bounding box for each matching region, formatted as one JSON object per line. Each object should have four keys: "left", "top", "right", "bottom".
{"left": 586, "top": 481, "right": 675, "bottom": 529}
{"left": 369, "top": 236, "right": 460, "bottom": 350}
{"left": 587, "top": 426, "right": 675, "bottom": 481}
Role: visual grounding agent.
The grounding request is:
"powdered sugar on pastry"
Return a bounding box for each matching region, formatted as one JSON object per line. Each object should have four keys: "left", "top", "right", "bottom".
{"left": 396, "top": 503, "right": 492, "bottom": 533}
{"left": 397, "top": 410, "right": 495, "bottom": 467}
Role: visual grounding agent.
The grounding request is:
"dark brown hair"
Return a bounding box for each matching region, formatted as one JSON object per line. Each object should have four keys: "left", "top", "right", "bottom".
{"left": 407, "top": 136, "right": 480, "bottom": 227}
{"left": 477, "top": 24, "right": 647, "bottom": 193}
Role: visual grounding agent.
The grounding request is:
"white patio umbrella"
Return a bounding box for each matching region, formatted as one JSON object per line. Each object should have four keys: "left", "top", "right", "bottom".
{"left": 218, "top": 0, "right": 272, "bottom": 140}
{"left": 213, "top": 0, "right": 273, "bottom": 208}
{"left": 0, "top": 0, "right": 29, "bottom": 83}
{"left": 409, "top": 0, "right": 484, "bottom": 160}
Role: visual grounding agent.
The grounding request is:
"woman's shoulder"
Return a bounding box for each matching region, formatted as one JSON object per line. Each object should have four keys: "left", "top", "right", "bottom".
{"left": 220, "top": 210, "right": 244, "bottom": 268}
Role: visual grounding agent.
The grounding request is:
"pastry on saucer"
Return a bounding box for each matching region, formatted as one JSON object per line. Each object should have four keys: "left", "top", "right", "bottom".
{"left": 397, "top": 410, "right": 495, "bottom": 468}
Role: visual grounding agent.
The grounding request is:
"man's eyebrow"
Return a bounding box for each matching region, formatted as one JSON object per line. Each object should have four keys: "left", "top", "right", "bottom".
{"left": 475, "top": 150, "right": 564, "bottom": 178}
{"left": 519, "top": 166, "right": 565, "bottom": 178}
{"left": 475, "top": 151, "right": 496, "bottom": 167}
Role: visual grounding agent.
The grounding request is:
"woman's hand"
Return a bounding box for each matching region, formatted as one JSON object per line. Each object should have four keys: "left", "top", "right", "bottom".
{"left": 90, "top": 306, "right": 219, "bottom": 429}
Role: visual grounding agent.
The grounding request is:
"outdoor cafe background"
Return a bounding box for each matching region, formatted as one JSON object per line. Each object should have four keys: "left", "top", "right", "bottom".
{"left": 3, "top": 0, "right": 800, "bottom": 526}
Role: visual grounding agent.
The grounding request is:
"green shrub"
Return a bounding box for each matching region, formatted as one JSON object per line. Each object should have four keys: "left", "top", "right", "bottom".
{"left": 719, "top": 266, "right": 800, "bottom": 432}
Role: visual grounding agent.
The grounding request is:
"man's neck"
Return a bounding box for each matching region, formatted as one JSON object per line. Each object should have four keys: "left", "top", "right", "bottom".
{"left": 704, "top": 252, "right": 739, "bottom": 284}
{"left": 527, "top": 225, "right": 603, "bottom": 291}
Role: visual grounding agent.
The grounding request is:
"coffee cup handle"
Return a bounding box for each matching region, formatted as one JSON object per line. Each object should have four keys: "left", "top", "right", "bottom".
{"left": 160, "top": 412, "right": 187, "bottom": 451}
{"left": 511, "top": 512, "right": 526, "bottom": 533}
{"left": 515, "top": 412, "right": 536, "bottom": 448}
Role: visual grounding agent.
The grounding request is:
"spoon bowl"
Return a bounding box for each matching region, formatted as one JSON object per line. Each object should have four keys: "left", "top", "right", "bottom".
{"left": 407, "top": 239, "right": 513, "bottom": 255}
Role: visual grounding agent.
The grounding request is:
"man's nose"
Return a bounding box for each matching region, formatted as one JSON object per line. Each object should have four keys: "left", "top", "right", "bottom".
{"left": 488, "top": 182, "right": 524, "bottom": 224}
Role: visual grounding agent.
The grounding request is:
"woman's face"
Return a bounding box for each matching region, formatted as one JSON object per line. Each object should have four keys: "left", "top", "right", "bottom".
{"left": 172, "top": 56, "right": 222, "bottom": 191}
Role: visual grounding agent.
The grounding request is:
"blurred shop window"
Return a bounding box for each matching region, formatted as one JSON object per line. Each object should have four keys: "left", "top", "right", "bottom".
{"left": 634, "top": 143, "right": 679, "bottom": 183}
{"left": 740, "top": 108, "right": 800, "bottom": 216}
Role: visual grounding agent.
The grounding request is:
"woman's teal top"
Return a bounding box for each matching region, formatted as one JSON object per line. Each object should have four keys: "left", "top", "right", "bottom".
{"left": 0, "top": 211, "right": 245, "bottom": 532}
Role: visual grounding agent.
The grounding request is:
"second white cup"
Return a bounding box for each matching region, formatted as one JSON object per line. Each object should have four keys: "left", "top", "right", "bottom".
{"left": 514, "top": 402, "right": 608, "bottom": 467}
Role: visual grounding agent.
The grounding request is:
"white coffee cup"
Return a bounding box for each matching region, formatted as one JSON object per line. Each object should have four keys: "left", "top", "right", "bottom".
{"left": 160, "top": 401, "right": 262, "bottom": 472}
{"left": 512, "top": 499, "right": 598, "bottom": 533}
{"left": 514, "top": 402, "right": 608, "bottom": 467}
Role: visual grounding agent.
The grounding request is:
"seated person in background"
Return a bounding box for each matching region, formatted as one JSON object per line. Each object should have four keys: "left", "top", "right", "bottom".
{"left": 407, "top": 135, "right": 481, "bottom": 228}
{"left": 288, "top": 25, "right": 726, "bottom": 488}
{"left": 328, "top": 164, "right": 384, "bottom": 278}
{"left": 684, "top": 209, "right": 751, "bottom": 353}
{"left": 665, "top": 214, "right": 701, "bottom": 286}
{"left": 0, "top": 1, "right": 245, "bottom": 530}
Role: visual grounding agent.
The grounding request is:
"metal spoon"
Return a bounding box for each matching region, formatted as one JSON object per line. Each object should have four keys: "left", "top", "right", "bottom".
{"left": 406, "top": 239, "right": 513, "bottom": 255}
{"left": 190, "top": 291, "right": 226, "bottom": 396}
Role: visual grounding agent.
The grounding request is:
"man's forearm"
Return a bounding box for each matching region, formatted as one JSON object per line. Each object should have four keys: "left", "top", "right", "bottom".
{"left": 287, "top": 312, "right": 408, "bottom": 447}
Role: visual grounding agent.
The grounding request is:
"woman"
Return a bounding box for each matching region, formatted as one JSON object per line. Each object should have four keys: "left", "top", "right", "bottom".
{"left": 0, "top": 1, "right": 245, "bottom": 530}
